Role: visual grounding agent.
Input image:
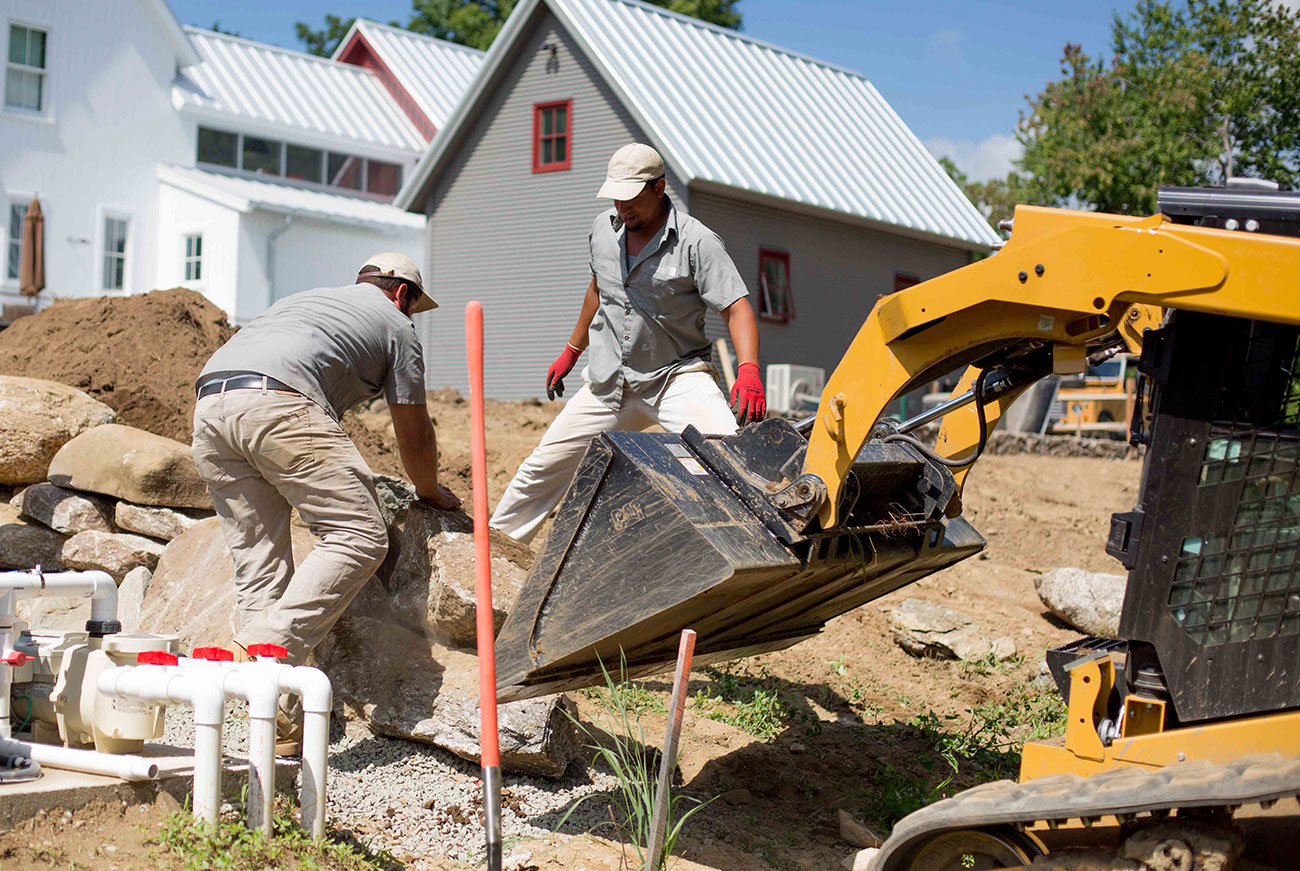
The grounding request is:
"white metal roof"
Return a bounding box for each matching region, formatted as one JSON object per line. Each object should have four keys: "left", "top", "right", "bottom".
{"left": 333, "top": 20, "right": 485, "bottom": 132}
{"left": 158, "top": 165, "right": 426, "bottom": 232}
{"left": 398, "top": 0, "right": 999, "bottom": 250}
{"left": 174, "top": 28, "right": 427, "bottom": 154}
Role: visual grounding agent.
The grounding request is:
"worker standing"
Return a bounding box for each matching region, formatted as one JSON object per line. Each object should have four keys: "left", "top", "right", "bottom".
{"left": 191, "top": 253, "right": 460, "bottom": 747}
{"left": 490, "top": 143, "right": 764, "bottom": 544}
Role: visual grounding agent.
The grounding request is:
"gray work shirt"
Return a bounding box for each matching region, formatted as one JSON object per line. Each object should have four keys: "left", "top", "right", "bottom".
{"left": 200, "top": 283, "right": 426, "bottom": 420}
{"left": 587, "top": 198, "right": 748, "bottom": 408}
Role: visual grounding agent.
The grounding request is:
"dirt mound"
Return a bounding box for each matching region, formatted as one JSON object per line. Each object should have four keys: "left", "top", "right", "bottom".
{"left": 0, "top": 289, "right": 233, "bottom": 444}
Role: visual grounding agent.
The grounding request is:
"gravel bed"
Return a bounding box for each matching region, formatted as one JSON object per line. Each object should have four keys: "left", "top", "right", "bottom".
{"left": 162, "top": 706, "right": 621, "bottom": 868}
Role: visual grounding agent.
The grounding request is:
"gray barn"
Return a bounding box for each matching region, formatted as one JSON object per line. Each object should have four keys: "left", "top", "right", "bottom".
{"left": 396, "top": 0, "right": 999, "bottom": 400}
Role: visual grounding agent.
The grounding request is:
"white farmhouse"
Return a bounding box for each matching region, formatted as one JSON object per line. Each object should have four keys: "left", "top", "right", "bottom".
{"left": 1, "top": 1, "right": 482, "bottom": 324}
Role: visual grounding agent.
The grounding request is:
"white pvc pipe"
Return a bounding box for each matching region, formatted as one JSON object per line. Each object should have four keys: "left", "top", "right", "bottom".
{"left": 0, "top": 736, "right": 158, "bottom": 781}
{"left": 239, "top": 660, "right": 332, "bottom": 838}
{"left": 0, "top": 569, "right": 118, "bottom": 624}
{"left": 97, "top": 665, "right": 225, "bottom": 822}
{"left": 180, "top": 660, "right": 280, "bottom": 833}
{"left": 0, "top": 590, "right": 15, "bottom": 740}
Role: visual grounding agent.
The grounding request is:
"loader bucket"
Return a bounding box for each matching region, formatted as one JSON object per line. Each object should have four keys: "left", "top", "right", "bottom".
{"left": 494, "top": 418, "right": 985, "bottom": 701}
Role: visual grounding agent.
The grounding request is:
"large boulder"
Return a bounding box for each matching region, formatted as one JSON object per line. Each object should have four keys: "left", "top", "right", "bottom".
{"left": 60, "top": 530, "right": 167, "bottom": 580}
{"left": 889, "top": 598, "right": 1017, "bottom": 662}
{"left": 0, "top": 376, "right": 116, "bottom": 485}
{"left": 118, "top": 566, "right": 152, "bottom": 634}
{"left": 48, "top": 424, "right": 211, "bottom": 509}
{"left": 11, "top": 483, "right": 116, "bottom": 534}
{"left": 377, "top": 478, "right": 533, "bottom": 646}
{"left": 1035, "top": 567, "right": 1126, "bottom": 638}
{"left": 317, "top": 614, "right": 578, "bottom": 778}
{"left": 0, "top": 503, "right": 67, "bottom": 570}
{"left": 139, "top": 482, "right": 564, "bottom": 776}
{"left": 115, "top": 501, "right": 211, "bottom": 542}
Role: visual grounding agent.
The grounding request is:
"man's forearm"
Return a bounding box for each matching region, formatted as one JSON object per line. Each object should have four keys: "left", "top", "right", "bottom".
{"left": 397, "top": 419, "right": 441, "bottom": 497}
{"left": 566, "top": 276, "right": 600, "bottom": 350}
{"left": 723, "top": 299, "right": 759, "bottom": 366}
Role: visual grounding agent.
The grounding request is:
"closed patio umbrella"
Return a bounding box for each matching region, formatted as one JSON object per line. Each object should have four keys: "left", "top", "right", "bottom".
{"left": 18, "top": 196, "right": 43, "bottom": 298}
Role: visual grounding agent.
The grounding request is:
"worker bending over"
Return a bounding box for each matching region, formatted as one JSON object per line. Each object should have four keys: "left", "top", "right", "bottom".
{"left": 191, "top": 253, "right": 460, "bottom": 746}
{"left": 491, "top": 143, "right": 765, "bottom": 544}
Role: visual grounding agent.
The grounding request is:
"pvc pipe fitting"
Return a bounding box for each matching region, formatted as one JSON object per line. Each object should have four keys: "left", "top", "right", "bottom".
{"left": 0, "top": 569, "right": 119, "bottom": 627}
{"left": 97, "top": 663, "right": 226, "bottom": 822}
{"left": 0, "top": 737, "right": 158, "bottom": 782}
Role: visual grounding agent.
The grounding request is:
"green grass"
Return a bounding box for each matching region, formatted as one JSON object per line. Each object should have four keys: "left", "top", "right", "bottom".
{"left": 581, "top": 678, "right": 666, "bottom": 717}
{"left": 860, "top": 689, "right": 1067, "bottom": 833}
{"left": 154, "top": 797, "right": 400, "bottom": 871}
{"left": 563, "top": 655, "right": 711, "bottom": 870}
{"left": 691, "top": 666, "right": 793, "bottom": 742}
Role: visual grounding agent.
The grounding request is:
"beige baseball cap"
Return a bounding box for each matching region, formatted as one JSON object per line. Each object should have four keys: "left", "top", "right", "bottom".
{"left": 359, "top": 252, "right": 437, "bottom": 313}
{"left": 597, "top": 143, "right": 664, "bottom": 200}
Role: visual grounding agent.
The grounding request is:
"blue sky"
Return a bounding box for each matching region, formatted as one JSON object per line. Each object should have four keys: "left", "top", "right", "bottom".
{"left": 168, "top": 0, "right": 1138, "bottom": 181}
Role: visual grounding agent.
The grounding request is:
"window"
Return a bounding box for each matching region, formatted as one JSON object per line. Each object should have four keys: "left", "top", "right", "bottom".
{"left": 197, "top": 127, "right": 238, "bottom": 168}
{"left": 365, "top": 160, "right": 401, "bottom": 197}
{"left": 194, "top": 128, "right": 399, "bottom": 198}
{"left": 6, "top": 200, "right": 25, "bottom": 281}
{"left": 533, "top": 101, "right": 571, "bottom": 173}
{"left": 328, "top": 152, "right": 363, "bottom": 190}
{"left": 5, "top": 24, "right": 46, "bottom": 114}
{"left": 757, "top": 249, "right": 794, "bottom": 322}
{"left": 285, "top": 144, "right": 323, "bottom": 183}
{"left": 102, "top": 215, "right": 128, "bottom": 291}
{"left": 242, "top": 136, "right": 282, "bottom": 175}
{"left": 183, "top": 233, "right": 202, "bottom": 282}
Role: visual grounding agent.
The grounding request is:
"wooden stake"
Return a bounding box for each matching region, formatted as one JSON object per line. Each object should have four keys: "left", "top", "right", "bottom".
{"left": 646, "top": 629, "right": 697, "bottom": 871}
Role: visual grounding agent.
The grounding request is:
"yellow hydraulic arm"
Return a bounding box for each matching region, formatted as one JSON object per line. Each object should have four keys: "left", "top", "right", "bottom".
{"left": 804, "top": 204, "right": 1300, "bottom": 529}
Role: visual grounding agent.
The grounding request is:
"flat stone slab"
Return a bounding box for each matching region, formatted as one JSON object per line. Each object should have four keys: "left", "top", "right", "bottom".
{"left": 0, "top": 742, "right": 298, "bottom": 829}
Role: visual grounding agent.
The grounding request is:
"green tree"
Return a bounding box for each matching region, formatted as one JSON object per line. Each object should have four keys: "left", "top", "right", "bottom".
{"left": 1017, "top": 0, "right": 1300, "bottom": 215}
{"left": 295, "top": 14, "right": 356, "bottom": 57}
{"left": 300, "top": 0, "right": 742, "bottom": 56}
{"left": 938, "top": 157, "right": 1031, "bottom": 236}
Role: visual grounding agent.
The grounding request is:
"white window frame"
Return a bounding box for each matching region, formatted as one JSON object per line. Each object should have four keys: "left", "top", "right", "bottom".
{"left": 5, "top": 20, "right": 50, "bottom": 120}
{"left": 193, "top": 126, "right": 402, "bottom": 200}
{"left": 97, "top": 207, "right": 131, "bottom": 293}
{"left": 182, "top": 231, "right": 203, "bottom": 285}
{"left": 4, "top": 196, "right": 28, "bottom": 285}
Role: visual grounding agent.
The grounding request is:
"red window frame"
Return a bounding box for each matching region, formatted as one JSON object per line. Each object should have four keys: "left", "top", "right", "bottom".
{"left": 532, "top": 100, "right": 572, "bottom": 173}
{"left": 894, "top": 272, "right": 921, "bottom": 293}
{"left": 757, "top": 248, "right": 795, "bottom": 323}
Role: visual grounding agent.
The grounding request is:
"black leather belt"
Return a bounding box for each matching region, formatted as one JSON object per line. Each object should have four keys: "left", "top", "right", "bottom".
{"left": 196, "top": 372, "right": 301, "bottom": 399}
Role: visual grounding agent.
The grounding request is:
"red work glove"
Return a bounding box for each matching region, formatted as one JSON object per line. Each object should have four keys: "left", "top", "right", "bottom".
{"left": 546, "top": 343, "right": 583, "bottom": 400}
{"left": 730, "top": 362, "right": 766, "bottom": 424}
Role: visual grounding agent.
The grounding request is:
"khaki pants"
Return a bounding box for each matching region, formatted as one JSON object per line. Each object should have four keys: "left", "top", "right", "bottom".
{"left": 191, "top": 390, "right": 389, "bottom": 662}
{"left": 489, "top": 369, "right": 738, "bottom": 544}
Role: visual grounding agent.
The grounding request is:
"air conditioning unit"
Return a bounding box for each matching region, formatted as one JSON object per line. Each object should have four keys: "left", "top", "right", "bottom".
{"left": 766, "top": 364, "right": 826, "bottom": 416}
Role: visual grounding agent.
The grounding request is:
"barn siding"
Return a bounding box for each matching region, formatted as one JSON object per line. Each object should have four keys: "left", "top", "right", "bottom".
{"left": 688, "top": 188, "right": 972, "bottom": 379}
{"left": 416, "top": 6, "right": 685, "bottom": 398}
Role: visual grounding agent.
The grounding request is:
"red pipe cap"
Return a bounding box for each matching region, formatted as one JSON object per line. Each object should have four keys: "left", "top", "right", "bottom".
{"left": 136, "top": 651, "right": 179, "bottom": 666}
{"left": 1, "top": 651, "right": 29, "bottom": 666}
{"left": 246, "top": 644, "right": 287, "bottom": 659}
{"left": 192, "top": 647, "right": 234, "bottom": 662}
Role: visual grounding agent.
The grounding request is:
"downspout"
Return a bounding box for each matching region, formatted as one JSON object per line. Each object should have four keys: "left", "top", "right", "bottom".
{"left": 265, "top": 216, "right": 293, "bottom": 305}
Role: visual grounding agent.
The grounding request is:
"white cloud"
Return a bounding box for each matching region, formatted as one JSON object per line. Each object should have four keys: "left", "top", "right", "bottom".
{"left": 925, "top": 28, "right": 965, "bottom": 58}
{"left": 925, "top": 133, "right": 1022, "bottom": 182}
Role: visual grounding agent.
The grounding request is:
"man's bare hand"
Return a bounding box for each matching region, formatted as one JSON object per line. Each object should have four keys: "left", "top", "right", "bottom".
{"left": 419, "top": 484, "right": 462, "bottom": 510}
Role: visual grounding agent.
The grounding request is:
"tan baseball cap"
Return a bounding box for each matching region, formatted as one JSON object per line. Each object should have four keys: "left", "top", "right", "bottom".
{"left": 597, "top": 143, "right": 664, "bottom": 200}
{"left": 359, "top": 252, "right": 437, "bottom": 313}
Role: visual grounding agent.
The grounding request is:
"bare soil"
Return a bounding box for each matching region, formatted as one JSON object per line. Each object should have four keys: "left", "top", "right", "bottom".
{"left": 3, "top": 290, "right": 1290, "bottom": 868}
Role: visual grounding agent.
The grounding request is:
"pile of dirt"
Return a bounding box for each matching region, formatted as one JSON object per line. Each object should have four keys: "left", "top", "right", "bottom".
{"left": 0, "top": 289, "right": 233, "bottom": 444}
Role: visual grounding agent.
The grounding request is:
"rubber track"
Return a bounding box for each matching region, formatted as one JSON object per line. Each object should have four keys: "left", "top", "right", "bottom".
{"left": 873, "top": 753, "right": 1300, "bottom": 870}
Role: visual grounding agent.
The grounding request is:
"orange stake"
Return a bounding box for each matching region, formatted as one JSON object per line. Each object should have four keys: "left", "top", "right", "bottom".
{"left": 466, "top": 300, "right": 502, "bottom": 870}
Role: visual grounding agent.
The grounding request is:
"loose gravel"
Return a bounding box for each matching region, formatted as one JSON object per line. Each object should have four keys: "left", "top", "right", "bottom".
{"left": 162, "top": 706, "right": 621, "bottom": 869}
